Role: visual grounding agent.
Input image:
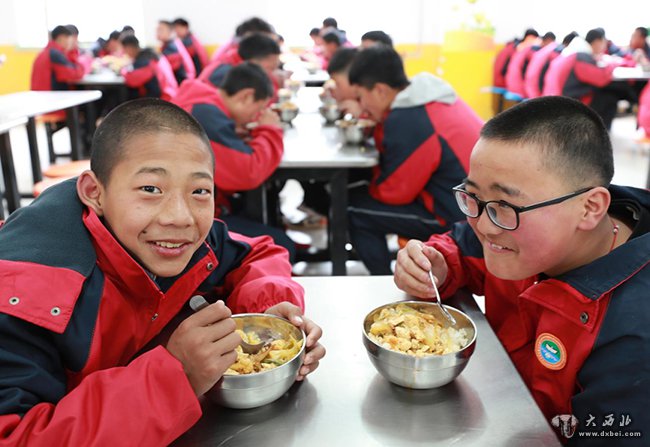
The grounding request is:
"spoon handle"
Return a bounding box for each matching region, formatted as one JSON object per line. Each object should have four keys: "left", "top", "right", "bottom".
{"left": 426, "top": 260, "right": 457, "bottom": 326}
{"left": 189, "top": 295, "right": 209, "bottom": 312}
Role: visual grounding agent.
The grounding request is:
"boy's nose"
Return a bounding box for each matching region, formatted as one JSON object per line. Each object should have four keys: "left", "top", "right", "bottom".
{"left": 475, "top": 209, "right": 503, "bottom": 236}
{"left": 159, "top": 193, "right": 194, "bottom": 226}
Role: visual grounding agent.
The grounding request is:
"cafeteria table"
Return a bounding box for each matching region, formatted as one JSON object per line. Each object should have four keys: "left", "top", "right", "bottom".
{"left": 0, "top": 90, "right": 102, "bottom": 212}
{"left": 245, "top": 88, "right": 379, "bottom": 275}
{"left": 172, "top": 276, "right": 561, "bottom": 446}
{"left": 0, "top": 116, "right": 27, "bottom": 219}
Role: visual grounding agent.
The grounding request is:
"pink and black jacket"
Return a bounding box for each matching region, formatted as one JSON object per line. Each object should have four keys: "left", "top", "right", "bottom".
{"left": 371, "top": 73, "right": 483, "bottom": 228}
{"left": 428, "top": 185, "right": 650, "bottom": 440}
{"left": 181, "top": 34, "right": 209, "bottom": 74}
{"left": 0, "top": 180, "right": 303, "bottom": 445}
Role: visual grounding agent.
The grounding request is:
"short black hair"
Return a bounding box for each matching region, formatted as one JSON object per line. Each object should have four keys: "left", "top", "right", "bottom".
{"left": 321, "top": 29, "right": 341, "bottom": 46}
{"left": 635, "top": 26, "right": 649, "bottom": 39}
{"left": 327, "top": 47, "right": 358, "bottom": 75}
{"left": 542, "top": 32, "right": 556, "bottom": 41}
{"left": 523, "top": 28, "right": 539, "bottom": 38}
{"left": 108, "top": 30, "right": 121, "bottom": 41}
{"left": 66, "top": 24, "right": 79, "bottom": 36}
{"left": 91, "top": 98, "right": 212, "bottom": 185}
{"left": 348, "top": 45, "right": 409, "bottom": 90}
{"left": 237, "top": 33, "right": 280, "bottom": 61}
{"left": 309, "top": 27, "right": 320, "bottom": 37}
{"left": 562, "top": 31, "right": 579, "bottom": 46}
{"left": 159, "top": 20, "right": 173, "bottom": 29}
{"left": 51, "top": 25, "right": 72, "bottom": 40}
{"left": 235, "top": 17, "right": 274, "bottom": 37}
{"left": 220, "top": 62, "right": 273, "bottom": 101}
{"left": 173, "top": 18, "right": 189, "bottom": 28}
{"left": 480, "top": 96, "right": 613, "bottom": 187}
{"left": 586, "top": 28, "right": 606, "bottom": 44}
{"left": 361, "top": 30, "right": 393, "bottom": 47}
{"left": 120, "top": 35, "right": 140, "bottom": 49}
{"left": 323, "top": 17, "right": 338, "bottom": 28}
{"left": 121, "top": 25, "right": 135, "bottom": 34}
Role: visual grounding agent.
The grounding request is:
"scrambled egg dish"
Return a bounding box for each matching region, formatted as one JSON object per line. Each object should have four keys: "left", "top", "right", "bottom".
{"left": 225, "top": 330, "right": 302, "bottom": 375}
{"left": 368, "top": 304, "right": 470, "bottom": 356}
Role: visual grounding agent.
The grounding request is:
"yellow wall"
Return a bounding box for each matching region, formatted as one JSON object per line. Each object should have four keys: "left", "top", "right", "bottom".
{"left": 0, "top": 42, "right": 497, "bottom": 119}
{"left": 0, "top": 46, "right": 38, "bottom": 95}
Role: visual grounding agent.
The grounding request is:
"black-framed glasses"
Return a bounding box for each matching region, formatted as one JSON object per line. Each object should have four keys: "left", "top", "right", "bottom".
{"left": 452, "top": 184, "right": 595, "bottom": 230}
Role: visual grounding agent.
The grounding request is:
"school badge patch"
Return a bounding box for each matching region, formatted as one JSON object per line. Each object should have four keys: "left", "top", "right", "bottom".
{"left": 535, "top": 333, "right": 567, "bottom": 370}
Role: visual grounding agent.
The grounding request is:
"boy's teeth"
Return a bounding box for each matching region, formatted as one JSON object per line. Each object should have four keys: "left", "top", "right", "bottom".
{"left": 156, "top": 241, "right": 183, "bottom": 248}
{"left": 491, "top": 243, "right": 505, "bottom": 249}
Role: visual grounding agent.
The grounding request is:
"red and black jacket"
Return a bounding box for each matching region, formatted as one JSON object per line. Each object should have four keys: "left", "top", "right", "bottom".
{"left": 181, "top": 34, "right": 209, "bottom": 74}
{"left": 122, "top": 49, "right": 171, "bottom": 100}
{"left": 161, "top": 40, "right": 189, "bottom": 84}
{"left": 542, "top": 52, "right": 614, "bottom": 105}
{"left": 0, "top": 179, "right": 303, "bottom": 445}
{"left": 31, "top": 40, "right": 84, "bottom": 91}
{"left": 371, "top": 73, "right": 483, "bottom": 228}
{"left": 172, "top": 80, "right": 284, "bottom": 217}
{"left": 493, "top": 40, "right": 518, "bottom": 88}
{"left": 428, "top": 185, "right": 650, "bottom": 440}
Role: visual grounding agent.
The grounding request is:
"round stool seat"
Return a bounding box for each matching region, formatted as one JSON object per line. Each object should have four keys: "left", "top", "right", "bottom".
{"left": 43, "top": 160, "right": 90, "bottom": 178}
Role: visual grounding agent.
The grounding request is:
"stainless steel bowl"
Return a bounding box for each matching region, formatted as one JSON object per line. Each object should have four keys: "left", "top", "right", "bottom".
{"left": 319, "top": 105, "right": 341, "bottom": 124}
{"left": 277, "top": 106, "right": 299, "bottom": 123}
{"left": 209, "top": 313, "right": 306, "bottom": 409}
{"left": 362, "top": 301, "right": 477, "bottom": 389}
{"left": 335, "top": 119, "right": 375, "bottom": 145}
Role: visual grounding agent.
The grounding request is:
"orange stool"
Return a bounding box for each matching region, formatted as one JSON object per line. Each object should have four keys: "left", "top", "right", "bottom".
{"left": 33, "top": 176, "right": 75, "bottom": 197}
{"left": 43, "top": 160, "right": 90, "bottom": 178}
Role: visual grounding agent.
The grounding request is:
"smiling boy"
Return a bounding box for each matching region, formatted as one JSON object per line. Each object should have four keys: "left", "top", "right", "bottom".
{"left": 394, "top": 96, "right": 649, "bottom": 442}
{"left": 0, "top": 99, "right": 324, "bottom": 445}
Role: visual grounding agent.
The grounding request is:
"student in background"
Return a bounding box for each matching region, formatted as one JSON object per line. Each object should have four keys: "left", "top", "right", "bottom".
{"left": 361, "top": 30, "right": 393, "bottom": 48}
{"left": 629, "top": 26, "right": 650, "bottom": 66}
{"left": 347, "top": 46, "right": 483, "bottom": 275}
{"left": 319, "top": 28, "right": 343, "bottom": 70}
{"left": 525, "top": 31, "right": 577, "bottom": 99}
{"left": 31, "top": 25, "right": 85, "bottom": 93}
{"left": 199, "top": 33, "right": 280, "bottom": 92}
{"left": 505, "top": 31, "right": 545, "bottom": 97}
{"left": 157, "top": 20, "right": 195, "bottom": 84}
{"left": 211, "top": 17, "right": 275, "bottom": 64}
{"left": 121, "top": 35, "right": 177, "bottom": 101}
{"left": 92, "top": 31, "right": 123, "bottom": 58}
{"left": 493, "top": 28, "right": 538, "bottom": 89}
{"left": 173, "top": 18, "right": 209, "bottom": 74}
{"left": 327, "top": 48, "right": 362, "bottom": 118}
{"left": 173, "top": 63, "right": 295, "bottom": 260}
{"left": 543, "top": 28, "right": 631, "bottom": 130}
{"left": 394, "top": 97, "right": 649, "bottom": 439}
{"left": 0, "top": 98, "right": 324, "bottom": 445}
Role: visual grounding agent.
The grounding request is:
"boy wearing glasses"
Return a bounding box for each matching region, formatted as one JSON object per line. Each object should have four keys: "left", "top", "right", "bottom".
{"left": 395, "top": 96, "right": 649, "bottom": 439}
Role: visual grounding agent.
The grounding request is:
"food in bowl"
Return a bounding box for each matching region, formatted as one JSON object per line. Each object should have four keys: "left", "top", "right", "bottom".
{"left": 335, "top": 118, "right": 376, "bottom": 144}
{"left": 319, "top": 104, "right": 341, "bottom": 123}
{"left": 271, "top": 102, "right": 299, "bottom": 123}
{"left": 367, "top": 303, "right": 470, "bottom": 356}
{"left": 225, "top": 329, "right": 303, "bottom": 375}
{"left": 277, "top": 88, "right": 292, "bottom": 103}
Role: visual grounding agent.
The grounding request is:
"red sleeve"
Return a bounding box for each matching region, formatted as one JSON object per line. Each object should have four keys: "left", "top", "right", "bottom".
{"left": 123, "top": 64, "right": 155, "bottom": 88}
{"left": 573, "top": 60, "right": 614, "bottom": 87}
{"left": 213, "top": 125, "right": 284, "bottom": 191}
{"left": 222, "top": 232, "right": 305, "bottom": 313}
{"left": 0, "top": 346, "right": 200, "bottom": 446}
{"left": 50, "top": 53, "right": 84, "bottom": 83}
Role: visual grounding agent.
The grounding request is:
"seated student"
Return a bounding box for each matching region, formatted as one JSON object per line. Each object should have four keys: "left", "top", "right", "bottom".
{"left": 0, "top": 98, "right": 324, "bottom": 444}
{"left": 199, "top": 33, "right": 280, "bottom": 92}
{"left": 211, "top": 17, "right": 276, "bottom": 65}
{"left": 505, "top": 31, "right": 548, "bottom": 98}
{"left": 157, "top": 20, "right": 195, "bottom": 84}
{"left": 346, "top": 46, "right": 483, "bottom": 275}
{"left": 629, "top": 26, "right": 650, "bottom": 66}
{"left": 394, "top": 96, "right": 649, "bottom": 440}
{"left": 360, "top": 30, "right": 393, "bottom": 48}
{"left": 327, "top": 47, "right": 363, "bottom": 117}
{"left": 92, "top": 30, "right": 123, "bottom": 58}
{"left": 321, "top": 17, "right": 353, "bottom": 48}
{"left": 525, "top": 31, "right": 577, "bottom": 99}
{"left": 65, "top": 24, "right": 93, "bottom": 74}
{"left": 31, "top": 25, "right": 85, "bottom": 92}
{"left": 121, "top": 35, "right": 178, "bottom": 101}
{"left": 493, "top": 29, "right": 538, "bottom": 89}
{"left": 543, "top": 28, "right": 630, "bottom": 130}
{"left": 173, "top": 17, "right": 209, "bottom": 74}
{"left": 319, "top": 28, "right": 343, "bottom": 70}
{"left": 173, "top": 63, "right": 295, "bottom": 260}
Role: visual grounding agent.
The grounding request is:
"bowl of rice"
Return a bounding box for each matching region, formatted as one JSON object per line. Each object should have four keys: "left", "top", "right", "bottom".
{"left": 362, "top": 301, "right": 476, "bottom": 389}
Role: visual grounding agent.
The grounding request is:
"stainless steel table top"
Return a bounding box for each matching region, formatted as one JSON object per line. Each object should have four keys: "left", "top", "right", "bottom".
{"left": 173, "top": 276, "right": 560, "bottom": 446}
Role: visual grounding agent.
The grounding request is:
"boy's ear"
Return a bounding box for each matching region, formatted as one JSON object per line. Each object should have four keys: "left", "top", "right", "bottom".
{"left": 76, "top": 171, "right": 106, "bottom": 216}
{"left": 234, "top": 87, "right": 256, "bottom": 104}
{"left": 577, "top": 187, "right": 611, "bottom": 231}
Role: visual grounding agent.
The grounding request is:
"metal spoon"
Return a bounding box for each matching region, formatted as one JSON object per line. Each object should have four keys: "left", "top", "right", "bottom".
{"left": 425, "top": 262, "right": 457, "bottom": 327}
{"left": 188, "top": 295, "right": 272, "bottom": 354}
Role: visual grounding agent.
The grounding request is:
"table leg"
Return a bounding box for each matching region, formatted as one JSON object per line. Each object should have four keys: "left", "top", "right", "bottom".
{"left": 329, "top": 169, "right": 349, "bottom": 275}
{"left": 243, "top": 185, "right": 267, "bottom": 225}
{"left": 66, "top": 107, "right": 82, "bottom": 161}
{"left": 0, "top": 132, "right": 21, "bottom": 213}
{"left": 26, "top": 117, "right": 42, "bottom": 183}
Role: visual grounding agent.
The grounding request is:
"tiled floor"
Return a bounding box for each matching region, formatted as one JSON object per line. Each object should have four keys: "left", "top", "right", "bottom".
{"left": 2, "top": 114, "right": 648, "bottom": 276}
